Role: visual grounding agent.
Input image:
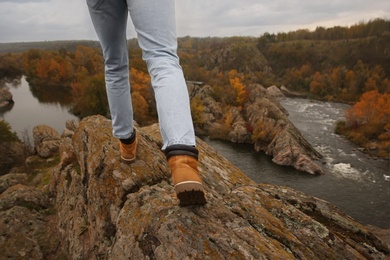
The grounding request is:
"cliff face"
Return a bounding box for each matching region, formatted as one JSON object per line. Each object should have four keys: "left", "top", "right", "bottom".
{"left": 189, "top": 82, "right": 324, "bottom": 174}
{"left": 51, "top": 115, "right": 388, "bottom": 259}
{"left": 1, "top": 115, "right": 389, "bottom": 259}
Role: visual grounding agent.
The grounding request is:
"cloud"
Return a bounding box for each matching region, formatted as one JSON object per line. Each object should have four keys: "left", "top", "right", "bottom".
{"left": 0, "top": 0, "right": 389, "bottom": 42}
{"left": 0, "top": 0, "right": 49, "bottom": 3}
{"left": 0, "top": 0, "right": 96, "bottom": 42}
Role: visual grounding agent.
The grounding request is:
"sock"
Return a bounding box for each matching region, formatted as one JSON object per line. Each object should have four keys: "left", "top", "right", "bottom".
{"left": 120, "top": 130, "right": 136, "bottom": 144}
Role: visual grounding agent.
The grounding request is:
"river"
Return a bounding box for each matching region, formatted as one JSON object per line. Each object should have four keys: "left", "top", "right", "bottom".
{"left": 0, "top": 76, "right": 78, "bottom": 141}
{"left": 1, "top": 78, "right": 389, "bottom": 229}
{"left": 204, "top": 98, "right": 390, "bottom": 229}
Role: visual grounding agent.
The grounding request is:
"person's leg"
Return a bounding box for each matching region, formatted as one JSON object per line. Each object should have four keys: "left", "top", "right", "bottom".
{"left": 87, "top": 0, "right": 134, "bottom": 139}
{"left": 127, "top": 0, "right": 195, "bottom": 149}
{"left": 128, "top": 0, "right": 205, "bottom": 205}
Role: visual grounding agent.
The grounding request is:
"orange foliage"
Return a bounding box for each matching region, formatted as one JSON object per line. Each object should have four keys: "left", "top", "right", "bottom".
{"left": 131, "top": 91, "right": 149, "bottom": 124}
{"left": 228, "top": 70, "right": 248, "bottom": 106}
{"left": 346, "top": 90, "right": 390, "bottom": 138}
{"left": 310, "top": 71, "right": 328, "bottom": 96}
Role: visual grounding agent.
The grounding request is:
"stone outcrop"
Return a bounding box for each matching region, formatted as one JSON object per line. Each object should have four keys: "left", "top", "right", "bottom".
{"left": 52, "top": 116, "right": 390, "bottom": 258}
{"left": 245, "top": 86, "right": 323, "bottom": 174}
{"left": 280, "top": 85, "right": 308, "bottom": 98}
{"left": 0, "top": 173, "right": 28, "bottom": 193}
{"left": 33, "top": 124, "right": 62, "bottom": 158}
{"left": 61, "top": 119, "right": 79, "bottom": 138}
{"left": 1, "top": 115, "right": 389, "bottom": 259}
{"left": 266, "top": 85, "right": 285, "bottom": 99}
{"left": 191, "top": 82, "right": 324, "bottom": 174}
{"left": 0, "top": 182, "right": 59, "bottom": 259}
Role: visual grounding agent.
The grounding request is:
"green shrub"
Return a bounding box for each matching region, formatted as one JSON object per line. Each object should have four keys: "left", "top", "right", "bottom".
{"left": 0, "top": 120, "right": 19, "bottom": 142}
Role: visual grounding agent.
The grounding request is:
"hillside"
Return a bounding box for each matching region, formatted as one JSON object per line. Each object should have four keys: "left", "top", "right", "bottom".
{"left": 0, "top": 40, "right": 100, "bottom": 54}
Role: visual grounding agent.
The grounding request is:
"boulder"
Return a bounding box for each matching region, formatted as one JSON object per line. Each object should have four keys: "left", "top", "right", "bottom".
{"left": 227, "top": 106, "right": 250, "bottom": 143}
{"left": 0, "top": 183, "right": 60, "bottom": 259}
{"left": 45, "top": 115, "right": 389, "bottom": 259}
{"left": 61, "top": 119, "right": 79, "bottom": 138}
{"left": 266, "top": 85, "right": 285, "bottom": 99}
{"left": 0, "top": 173, "right": 28, "bottom": 193}
{"left": 33, "top": 125, "right": 61, "bottom": 158}
{"left": 0, "top": 184, "right": 50, "bottom": 211}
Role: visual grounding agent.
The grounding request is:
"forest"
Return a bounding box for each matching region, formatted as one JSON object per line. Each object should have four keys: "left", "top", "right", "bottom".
{"left": 0, "top": 18, "right": 389, "bottom": 157}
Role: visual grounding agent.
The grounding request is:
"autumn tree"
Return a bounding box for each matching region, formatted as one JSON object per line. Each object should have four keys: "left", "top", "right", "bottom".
{"left": 0, "top": 53, "right": 23, "bottom": 79}
{"left": 329, "top": 66, "right": 345, "bottom": 96}
{"left": 346, "top": 90, "right": 390, "bottom": 138}
{"left": 131, "top": 91, "right": 149, "bottom": 124}
{"left": 190, "top": 97, "right": 205, "bottom": 128}
{"left": 284, "top": 64, "right": 312, "bottom": 91}
{"left": 71, "top": 73, "right": 108, "bottom": 117}
{"left": 74, "top": 45, "right": 103, "bottom": 75}
{"left": 129, "top": 67, "right": 156, "bottom": 124}
{"left": 310, "top": 71, "right": 329, "bottom": 96}
{"left": 227, "top": 70, "right": 248, "bottom": 107}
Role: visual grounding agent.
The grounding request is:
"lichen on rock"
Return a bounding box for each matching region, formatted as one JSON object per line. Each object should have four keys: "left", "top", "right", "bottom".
{"left": 48, "top": 115, "right": 389, "bottom": 259}
{"left": 0, "top": 115, "right": 389, "bottom": 259}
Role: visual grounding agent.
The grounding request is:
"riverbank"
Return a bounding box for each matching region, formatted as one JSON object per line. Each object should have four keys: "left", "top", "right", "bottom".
{"left": 335, "top": 120, "right": 390, "bottom": 159}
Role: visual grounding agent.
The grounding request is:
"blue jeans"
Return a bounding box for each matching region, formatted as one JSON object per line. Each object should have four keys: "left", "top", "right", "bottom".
{"left": 87, "top": 0, "right": 195, "bottom": 149}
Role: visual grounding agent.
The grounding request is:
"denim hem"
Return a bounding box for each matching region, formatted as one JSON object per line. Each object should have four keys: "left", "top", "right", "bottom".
{"left": 162, "top": 140, "right": 196, "bottom": 150}
{"left": 113, "top": 129, "right": 134, "bottom": 140}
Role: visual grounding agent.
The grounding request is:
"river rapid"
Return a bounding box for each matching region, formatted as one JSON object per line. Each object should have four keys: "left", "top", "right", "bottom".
{"left": 1, "top": 78, "right": 389, "bottom": 229}
{"left": 204, "top": 98, "right": 390, "bottom": 229}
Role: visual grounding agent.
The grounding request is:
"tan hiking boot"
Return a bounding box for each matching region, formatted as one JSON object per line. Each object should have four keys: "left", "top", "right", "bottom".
{"left": 119, "top": 133, "right": 137, "bottom": 163}
{"left": 168, "top": 155, "right": 206, "bottom": 206}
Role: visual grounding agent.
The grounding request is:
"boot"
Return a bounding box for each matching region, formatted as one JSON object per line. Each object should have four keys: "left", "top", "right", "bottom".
{"left": 165, "top": 145, "right": 206, "bottom": 206}
{"left": 119, "top": 130, "right": 137, "bottom": 163}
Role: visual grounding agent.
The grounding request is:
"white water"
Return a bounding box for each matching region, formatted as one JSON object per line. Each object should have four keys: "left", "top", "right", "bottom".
{"left": 204, "top": 98, "right": 390, "bottom": 229}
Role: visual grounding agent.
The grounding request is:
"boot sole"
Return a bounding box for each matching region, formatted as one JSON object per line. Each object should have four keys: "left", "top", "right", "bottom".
{"left": 120, "top": 156, "right": 136, "bottom": 163}
{"left": 175, "top": 181, "right": 207, "bottom": 206}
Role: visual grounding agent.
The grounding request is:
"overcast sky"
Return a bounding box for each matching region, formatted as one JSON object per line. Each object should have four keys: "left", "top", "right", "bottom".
{"left": 0, "top": 0, "right": 389, "bottom": 43}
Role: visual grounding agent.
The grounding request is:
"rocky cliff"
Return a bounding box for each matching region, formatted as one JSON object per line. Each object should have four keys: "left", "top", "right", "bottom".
{"left": 188, "top": 82, "right": 324, "bottom": 174}
{"left": 1, "top": 115, "right": 389, "bottom": 259}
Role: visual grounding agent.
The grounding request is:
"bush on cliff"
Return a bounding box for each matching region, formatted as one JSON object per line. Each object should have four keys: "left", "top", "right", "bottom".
{"left": 0, "top": 120, "right": 19, "bottom": 143}
{"left": 0, "top": 120, "right": 23, "bottom": 175}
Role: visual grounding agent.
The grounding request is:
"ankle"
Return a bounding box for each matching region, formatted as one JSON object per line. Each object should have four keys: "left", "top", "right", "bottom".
{"left": 164, "top": 144, "right": 198, "bottom": 161}
{"left": 120, "top": 130, "right": 136, "bottom": 145}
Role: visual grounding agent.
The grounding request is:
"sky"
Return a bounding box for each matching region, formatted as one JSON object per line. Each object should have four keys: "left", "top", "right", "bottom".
{"left": 0, "top": 0, "right": 389, "bottom": 43}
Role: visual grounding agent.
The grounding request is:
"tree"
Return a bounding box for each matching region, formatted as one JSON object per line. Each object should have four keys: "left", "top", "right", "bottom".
{"left": 346, "top": 90, "right": 390, "bottom": 138}
{"left": 190, "top": 97, "right": 205, "bottom": 127}
{"left": 310, "top": 72, "right": 328, "bottom": 96}
{"left": 131, "top": 91, "right": 149, "bottom": 125}
{"left": 228, "top": 70, "right": 248, "bottom": 107}
{"left": 0, "top": 120, "right": 19, "bottom": 142}
{"left": 343, "top": 70, "right": 358, "bottom": 100}
{"left": 71, "top": 73, "right": 108, "bottom": 117}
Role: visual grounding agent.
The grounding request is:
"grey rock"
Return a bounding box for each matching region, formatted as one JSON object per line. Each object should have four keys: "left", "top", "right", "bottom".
{"left": 266, "top": 85, "right": 285, "bottom": 99}
{"left": 48, "top": 115, "right": 388, "bottom": 259}
{"left": 33, "top": 125, "right": 61, "bottom": 158}
{"left": 0, "top": 173, "right": 28, "bottom": 193}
